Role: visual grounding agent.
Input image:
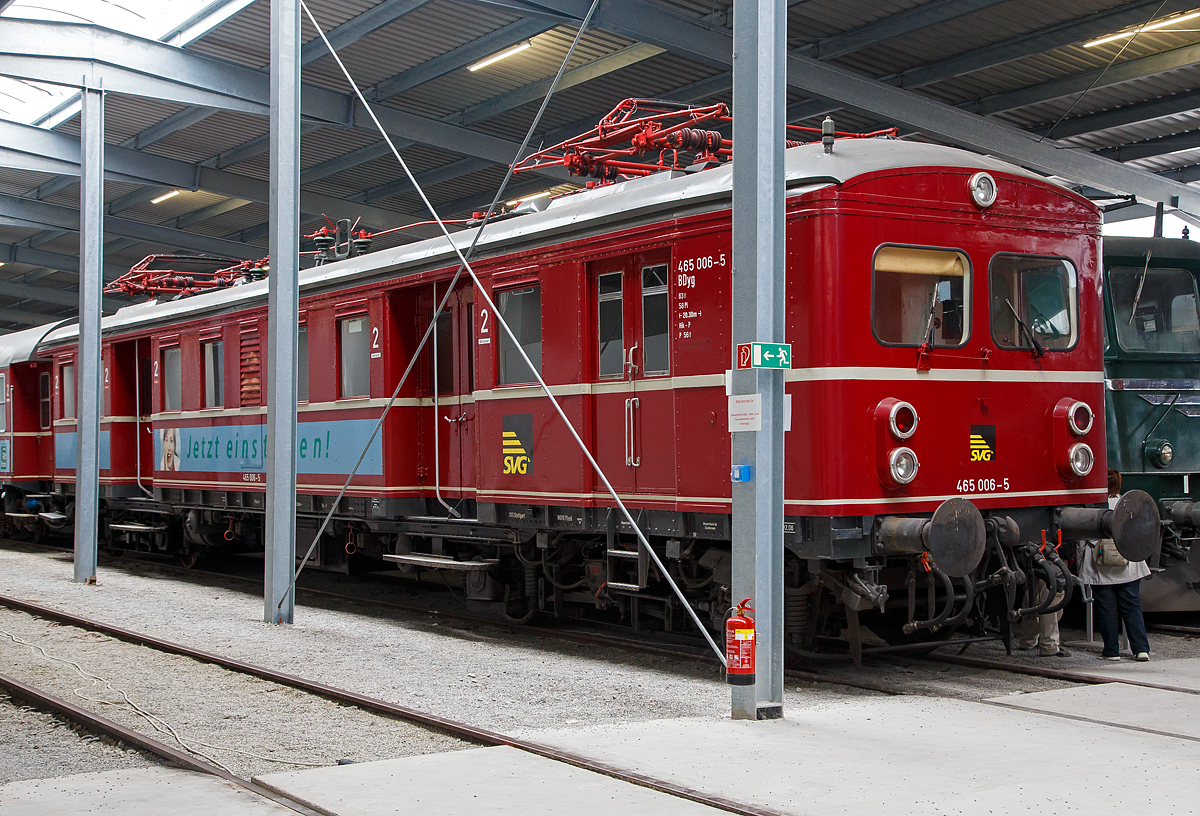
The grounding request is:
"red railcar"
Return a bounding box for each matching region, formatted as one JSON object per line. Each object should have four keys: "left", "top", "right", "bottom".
{"left": 3, "top": 136, "right": 1159, "bottom": 653}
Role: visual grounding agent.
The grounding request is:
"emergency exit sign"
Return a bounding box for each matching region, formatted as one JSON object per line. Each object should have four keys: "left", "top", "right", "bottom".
{"left": 736, "top": 342, "right": 791, "bottom": 370}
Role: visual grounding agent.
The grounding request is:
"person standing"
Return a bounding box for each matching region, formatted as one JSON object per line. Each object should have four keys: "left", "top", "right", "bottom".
{"left": 1076, "top": 469, "right": 1151, "bottom": 661}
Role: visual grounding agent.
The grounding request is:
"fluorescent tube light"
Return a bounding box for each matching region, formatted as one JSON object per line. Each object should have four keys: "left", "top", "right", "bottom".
{"left": 1085, "top": 9, "right": 1200, "bottom": 47}
{"left": 469, "top": 41, "right": 531, "bottom": 72}
{"left": 151, "top": 190, "right": 181, "bottom": 204}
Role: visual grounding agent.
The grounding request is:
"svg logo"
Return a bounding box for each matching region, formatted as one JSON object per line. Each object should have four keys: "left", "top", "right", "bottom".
{"left": 970, "top": 425, "right": 996, "bottom": 462}
{"left": 502, "top": 414, "right": 533, "bottom": 475}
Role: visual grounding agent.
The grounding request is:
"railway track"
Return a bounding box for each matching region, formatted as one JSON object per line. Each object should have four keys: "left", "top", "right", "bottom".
{"left": 1148, "top": 623, "right": 1200, "bottom": 637}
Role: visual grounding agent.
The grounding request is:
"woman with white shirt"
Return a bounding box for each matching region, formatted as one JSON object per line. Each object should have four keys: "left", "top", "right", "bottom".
{"left": 1076, "top": 469, "right": 1151, "bottom": 662}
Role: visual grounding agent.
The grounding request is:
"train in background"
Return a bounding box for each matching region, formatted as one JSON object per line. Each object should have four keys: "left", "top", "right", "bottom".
{"left": 0, "top": 102, "right": 1162, "bottom": 658}
{"left": 1103, "top": 234, "right": 1200, "bottom": 612}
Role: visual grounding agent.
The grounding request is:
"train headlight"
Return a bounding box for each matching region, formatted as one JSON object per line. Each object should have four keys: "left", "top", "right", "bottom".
{"left": 889, "top": 447, "right": 919, "bottom": 485}
{"left": 969, "top": 172, "right": 998, "bottom": 208}
{"left": 889, "top": 401, "right": 918, "bottom": 440}
{"left": 1146, "top": 439, "right": 1174, "bottom": 469}
{"left": 1068, "top": 442, "right": 1094, "bottom": 477}
{"left": 1067, "top": 401, "right": 1093, "bottom": 436}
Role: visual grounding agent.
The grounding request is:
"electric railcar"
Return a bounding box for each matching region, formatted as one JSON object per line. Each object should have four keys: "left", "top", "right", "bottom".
{"left": 1103, "top": 235, "right": 1200, "bottom": 612}
{"left": 0, "top": 134, "right": 1160, "bottom": 656}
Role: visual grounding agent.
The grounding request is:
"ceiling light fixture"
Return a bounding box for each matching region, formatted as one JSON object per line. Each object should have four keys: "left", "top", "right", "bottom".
{"left": 1084, "top": 9, "right": 1200, "bottom": 47}
{"left": 506, "top": 190, "right": 553, "bottom": 207}
{"left": 469, "top": 41, "right": 531, "bottom": 72}
{"left": 150, "top": 189, "right": 181, "bottom": 204}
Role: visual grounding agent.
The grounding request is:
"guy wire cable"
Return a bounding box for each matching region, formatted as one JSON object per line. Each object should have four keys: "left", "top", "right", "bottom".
{"left": 294, "top": 0, "right": 727, "bottom": 665}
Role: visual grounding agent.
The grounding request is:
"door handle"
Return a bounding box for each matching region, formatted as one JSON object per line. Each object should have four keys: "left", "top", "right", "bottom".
{"left": 629, "top": 397, "right": 640, "bottom": 467}
{"left": 625, "top": 398, "right": 632, "bottom": 466}
{"left": 625, "top": 341, "right": 640, "bottom": 380}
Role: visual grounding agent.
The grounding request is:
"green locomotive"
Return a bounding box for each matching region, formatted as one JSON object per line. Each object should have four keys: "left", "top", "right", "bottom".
{"left": 1103, "top": 234, "right": 1200, "bottom": 611}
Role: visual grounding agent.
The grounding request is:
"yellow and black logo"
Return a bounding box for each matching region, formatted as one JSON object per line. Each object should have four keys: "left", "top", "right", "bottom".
{"left": 970, "top": 424, "right": 995, "bottom": 462}
{"left": 502, "top": 414, "right": 533, "bottom": 475}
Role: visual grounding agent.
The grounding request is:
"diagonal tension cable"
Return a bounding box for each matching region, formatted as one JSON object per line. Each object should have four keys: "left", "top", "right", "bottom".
{"left": 291, "top": 0, "right": 727, "bottom": 665}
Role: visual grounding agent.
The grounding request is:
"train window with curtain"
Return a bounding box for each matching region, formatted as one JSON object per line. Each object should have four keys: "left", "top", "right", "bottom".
{"left": 297, "top": 325, "right": 309, "bottom": 402}
{"left": 990, "top": 255, "right": 1078, "bottom": 352}
{"left": 39, "top": 372, "right": 50, "bottom": 429}
{"left": 161, "top": 346, "right": 182, "bottom": 411}
{"left": 61, "top": 363, "right": 76, "bottom": 419}
{"left": 202, "top": 340, "right": 223, "bottom": 408}
{"left": 339, "top": 316, "right": 370, "bottom": 398}
{"left": 641, "top": 264, "right": 670, "bottom": 375}
{"left": 498, "top": 286, "right": 541, "bottom": 385}
{"left": 872, "top": 246, "right": 970, "bottom": 347}
{"left": 597, "top": 272, "right": 623, "bottom": 378}
{"left": 1108, "top": 266, "right": 1200, "bottom": 354}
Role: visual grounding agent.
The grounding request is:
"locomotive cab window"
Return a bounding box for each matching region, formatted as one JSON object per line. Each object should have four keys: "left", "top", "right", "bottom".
{"left": 202, "top": 339, "right": 223, "bottom": 408}
{"left": 161, "top": 346, "right": 182, "bottom": 412}
{"left": 990, "top": 255, "right": 1078, "bottom": 352}
{"left": 39, "top": 372, "right": 50, "bottom": 429}
{"left": 1108, "top": 266, "right": 1200, "bottom": 354}
{"left": 339, "top": 316, "right": 370, "bottom": 398}
{"left": 61, "top": 363, "right": 76, "bottom": 419}
{"left": 872, "top": 246, "right": 969, "bottom": 347}
{"left": 498, "top": 286, "right": 541, "bottom": 385}
{"left": 598, "top": 273, "right": 623, "bottom": 378}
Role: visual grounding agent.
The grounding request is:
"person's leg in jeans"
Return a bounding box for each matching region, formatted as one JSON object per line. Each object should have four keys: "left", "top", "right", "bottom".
{"left": 1092, "top": 584, "right": 1121, "bottom": 657}
{"left": 1116, "top": 579, "right": 1150, "bottom": 656}
{"left": 1013, "top": 579, "right": 1048, "bottom": 649}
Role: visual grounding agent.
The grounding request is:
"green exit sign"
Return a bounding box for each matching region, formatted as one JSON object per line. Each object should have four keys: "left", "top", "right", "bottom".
{"left": 736, "top": 342, "right": 791, "bottom": 370}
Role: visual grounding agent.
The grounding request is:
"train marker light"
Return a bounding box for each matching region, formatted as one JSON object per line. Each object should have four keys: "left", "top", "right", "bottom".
{"left": 736, "top": 342, "right": 791, "bottom": 369}
{"left": 888, "top": 401, "right": 918, "bottom": 439}
{"left": 1069, "top": 442, "right": 1095, "bottom": 477}
{"left": 1067, "top": 401, "right": 1094, "bottom": 436}
{"left": 968, "top": 172, "right": 997, "bottom": 208}
{"left": 1146, "top": 439, "right": 1174, "bottom": 469}
{"left": 889, "top": 447, "right": 919, "bottom": 485}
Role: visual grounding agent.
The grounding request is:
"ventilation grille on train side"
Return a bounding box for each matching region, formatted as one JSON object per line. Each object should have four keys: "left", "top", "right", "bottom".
{"left": 240, "top": 328, "right": 261, "bottom": 407}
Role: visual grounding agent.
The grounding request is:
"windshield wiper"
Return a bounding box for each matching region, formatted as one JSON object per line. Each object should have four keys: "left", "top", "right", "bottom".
{"left": 1006, "top": 298, "right": 1046, "bottom": 358}
{"left": 1129, "top": 249, "right": 1152, "bottom": 325}
{"left": 922, "top": 286, "right": 939, "bottom": 346}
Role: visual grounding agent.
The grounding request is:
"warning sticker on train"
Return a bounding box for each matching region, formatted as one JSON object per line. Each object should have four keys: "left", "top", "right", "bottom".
{"left": 502, "top": 414, "right": 533, "bottom": 475}
{"left": 970, "top": 425, "right": 996, "bottom": 462}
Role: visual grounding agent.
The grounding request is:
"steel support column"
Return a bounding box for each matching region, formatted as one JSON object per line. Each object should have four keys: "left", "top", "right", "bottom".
{"left": 730, "top": 0, "right": 786, "bottom": 720}
{"left": 74, "top": 85, "right": 103, "bottom": 585}
{"left": 265, "top": 0, "right": 300, "bottom": 624}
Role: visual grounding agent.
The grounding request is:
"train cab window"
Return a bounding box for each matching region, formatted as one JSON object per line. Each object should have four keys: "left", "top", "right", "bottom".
{"left": 872, "top": 246, "right": 969, "bottom": 347}
{"left": 641, "top": 264, "right": 670, "bottom": 375}
{"left": 498, "top": 286, "right": 541, "bottom": 385}
{"left": 1108, "top": 266, "right": 1200, "bottom": 354}
{"left": 598, "top": 273, "right": 623, "bottom": 378}
{"left": 430, "top": 308, "right": 454, "bottom": 395}
{"left": 39, "top": 373, "right": 50, "bottom": 429}
{"left": 339, "top": 316, "right": 370, "bottom": 398}
{"left": 990, "top": 255, "right": 1077, "bottom": 352}
{"left": 161, "top": 346, "right": 182, "bottom": 411}
{"left": 297, "top": 325, "right": 309, "bottom": 402}
{"left": 61, "top": 363, "right": 76, "bottom": 419}
{"left": 202, "top": 340, "right": 223, "bottom": 408}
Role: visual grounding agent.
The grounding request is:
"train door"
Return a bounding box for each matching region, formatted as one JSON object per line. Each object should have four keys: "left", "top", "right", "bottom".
{"left": 107, "top": 339, "right": 154, "bottom": 496}
{"left": 590, "top": 249, "right": 677, "bottom": 499}
{"left": 425, "top": 284, "right": 476, "bottom": 513}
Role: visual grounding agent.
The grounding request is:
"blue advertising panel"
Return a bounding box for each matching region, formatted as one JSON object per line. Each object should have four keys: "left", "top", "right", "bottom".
{"left": 153, "top": 419, "right": 383, "bottom": 476}
{"left": 53, "top": 430, "right": 111, "bottom": 470}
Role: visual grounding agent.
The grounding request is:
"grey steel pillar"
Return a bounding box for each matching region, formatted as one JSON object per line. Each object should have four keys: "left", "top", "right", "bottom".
{"left": 730, "top": 0, "right": 787, "bottom": 720}
{"left": 74, "top": 83, "right": 104, "bottom": 585}
{"left": 265, "top": 0, "right": 301, "bottom": 624}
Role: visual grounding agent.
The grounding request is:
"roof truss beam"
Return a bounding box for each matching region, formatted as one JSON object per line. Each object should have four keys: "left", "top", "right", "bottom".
{"left": 0, "top": 279, "right": 124, "bottom": 312}
{"left": 1043, "top": 89, "right": 1200, "bottom": 139}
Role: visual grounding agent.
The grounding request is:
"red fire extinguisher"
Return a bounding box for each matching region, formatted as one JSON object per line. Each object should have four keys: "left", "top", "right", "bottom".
{"left": 726, "top": 598, "right": 755, "bottom": 686}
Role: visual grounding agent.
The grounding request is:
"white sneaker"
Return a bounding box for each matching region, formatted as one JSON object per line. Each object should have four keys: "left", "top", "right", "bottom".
{"left": 1136, "top": 652, "right": 1150, "bottom": 662}
{"left": 1099, "top": 655, "right": 1121, "bottom": 661}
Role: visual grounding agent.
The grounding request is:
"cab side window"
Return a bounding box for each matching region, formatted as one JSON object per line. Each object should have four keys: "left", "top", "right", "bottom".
{"left": 872, "top": 246, "right": 969, "bottom": 347}
{"left": 498, "top": 286, "right": 541, "bottom": 385}
{"left": 990, "top": 255, "right": 1077, "bottom": 352}
{"left": 339, "top": 316, "right": 370, "bottom": 398}
{"left": 161, "top": 346, "right": 182, "bottom": 411}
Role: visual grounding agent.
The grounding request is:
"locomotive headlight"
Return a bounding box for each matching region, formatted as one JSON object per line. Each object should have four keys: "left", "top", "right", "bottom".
{"left": 969, "top": 172, "right": 998, "bottom": 208}
{"left": 889, "top": 401, "right": 919, "bottom": 440}
{"left": 1146, "top": 439, "right": 1174, "bottom": 469}
{"left": 1067, "top": 401, "right": 1094, "bottom": 436}
{"left": 889, "top": 447, "right": 919, "bottom": 485}
{"left": 1068, "top": 442, "right": 1095, "bottom": 477}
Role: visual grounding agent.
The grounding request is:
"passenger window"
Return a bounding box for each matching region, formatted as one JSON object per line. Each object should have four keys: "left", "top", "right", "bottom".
{"left": 430, "top": 308, "right": 454, "bottom": 395}
{"left": 598, "top": 272, "right": 623, "bottom": 379}
{"left": 498, "top": 286, "right": 541, "bottom": 385}
{"left": 161, "top": 347, "right": 182, "bottom": 411}
{"left": 1108, "top": 266, "right": 1200, "bottom": 354}
{"left": 872, "top": 246, "right": 969, "bottom": 347}
{"left": 297, "top": 325, "right": 309, "bottom": 402}
{"left": 61, "top": 363, "right": 76, "bottom": 419}
{"left": 641, "top": 264, "right": 670, "bottom": 375}
{"left": 339, "top": 316, "right": 370, "bottom": 398}
{"left": 39, "top": 372, "right": 50, "bottom": 429}
{"left": 203, "top": 340, "right": 224, "bottom": 408}
{"left": 990, "top": 255, "right": 1077, "bottom": 352}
